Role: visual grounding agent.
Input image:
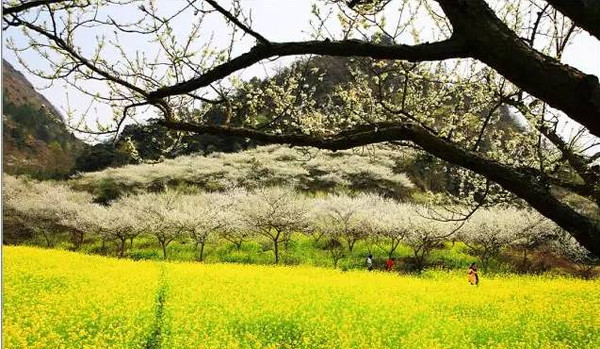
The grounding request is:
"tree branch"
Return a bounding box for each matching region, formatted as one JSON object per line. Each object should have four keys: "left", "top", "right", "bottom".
{"left": 203, "top": 0, "right": 269, "bottom": 44}
{"left": 545, "top": 0, "right": 600, "bottom": 40}
{"left": 148, "top": 38, "right": 468, "bottom": 100}
{"left": 159, "top": 118, "right": 600, "bottom": 256}
{"left": 2, "top": 0, "right": 73, "bottom": 16}
{"left": 436, "top": 0, "right": 600, "bottom": 138}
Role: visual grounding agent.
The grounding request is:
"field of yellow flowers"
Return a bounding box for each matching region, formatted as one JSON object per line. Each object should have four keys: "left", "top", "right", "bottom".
{"left": 3, "top": 246, "right": 600, "bottom": 348}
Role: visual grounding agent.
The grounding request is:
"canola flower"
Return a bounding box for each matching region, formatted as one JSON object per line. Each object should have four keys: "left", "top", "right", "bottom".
{"left": 3, "top": 246, "right": 600, "bottom": 348}
{"left": 3, "top": 246, "right": 159, "bottom": 349}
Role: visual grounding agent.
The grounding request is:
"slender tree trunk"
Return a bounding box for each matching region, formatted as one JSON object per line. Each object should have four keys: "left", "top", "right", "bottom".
{"left": 235, "top": 241, "right": 242, "bottom": 250}
{"left": 40, "top": 230, "right": 52, "bottom": 247}
{"left": 130, "top": 236, "right": 135, "bottom": 249}
{"left": 76, "top": 232, "right": 84, "bottom": 249}
{"left": 414, "top": 247, "right": 426, "bottom": 272}
{"left": 347, "top": 238, "right": 356, "bottom": 252}
{"left": 119, "top": 237, "right": 126, "bottom": 258}
{"left": 199, "top": 241, "right": 206, "bottom": 262}
{"left": 273, "top": 238, "right": 279, "bottom": 264}
{"left": 389, "top": 239, "right": 400, "bottom": 259}
{"left": 160, "top": 240, "right": 167, "bottom": 260}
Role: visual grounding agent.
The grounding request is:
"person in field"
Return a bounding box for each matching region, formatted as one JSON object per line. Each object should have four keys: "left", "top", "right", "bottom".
{"left": 468, "top": 262, "right": 479, "bottom": 286}
{"left": 385, "top": 257, "right": 395, "bottom": 271}
{"left": 366, "top": 254, "right": 373, "bottom": 271}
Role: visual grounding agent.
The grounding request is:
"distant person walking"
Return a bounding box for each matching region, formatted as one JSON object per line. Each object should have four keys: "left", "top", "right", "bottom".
{"left": 386, "top": 257, "right": 395, "bottom": 271}
{"left": 366, "top": 254, "right": 373, "bottom": 271}
{"left": 468, "top": 262, "right": 479, "bottom": 286}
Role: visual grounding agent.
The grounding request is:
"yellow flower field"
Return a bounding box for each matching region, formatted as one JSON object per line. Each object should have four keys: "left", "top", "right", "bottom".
{"left": 3, "top": 246, "right": 600, "bottom": 348}
{"left": 3, "top": 246, "right": 160, "bottom": 349}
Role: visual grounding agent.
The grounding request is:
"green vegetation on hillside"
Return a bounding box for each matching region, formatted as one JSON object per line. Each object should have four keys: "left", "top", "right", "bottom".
{"left": 2, "top": 59, "right": 85, "bottom": 179}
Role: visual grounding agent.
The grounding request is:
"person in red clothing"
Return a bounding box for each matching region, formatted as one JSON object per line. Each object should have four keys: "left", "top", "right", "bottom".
{"left": 385, "top": 257, "right": 396, "bottom": 271}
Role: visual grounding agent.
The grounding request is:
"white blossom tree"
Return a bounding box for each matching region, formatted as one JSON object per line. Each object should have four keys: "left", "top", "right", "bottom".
{"left": 458, "top": 207, "right": 521, "bottom": 268}
{"left": 128, "top": 190, "right": 185, "bottom": 259}
{"left": 3, "top": 176, "right": 95, "bottom": 248}
{"left": 239, "top": 187, "right": 307, "bottom": 263}
{"left": 88, "top": 200, "right": 145, "bottom": 258}
{"left": 214, "top": 189, "right": 251, "bottom": 250}
{"left": 371, "top": 201, "right": 413, "bottom": 259}
{"left": 553, "top": 230, "right": 600, "bottom": 278}
{"left": 175, "top": 193, "right": 227, "bottom": 261}
{"left": 405, "top": 209, "right": 456, "bottom": 271}
{"left": 510, "top": 210, "right": 559, "bottom": 267}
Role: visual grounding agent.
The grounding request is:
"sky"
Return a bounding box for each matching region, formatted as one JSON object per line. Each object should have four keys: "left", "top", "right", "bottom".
{"left": 2, "top": 0, "right": 599, "bottom": 144}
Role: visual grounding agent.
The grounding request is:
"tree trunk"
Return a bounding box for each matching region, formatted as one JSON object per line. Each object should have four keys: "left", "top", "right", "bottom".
{"left": 130, "top": 236, "right": 135, "bottom": 249}
{"left": 347, "top": 238, "right": 356, "bottom": 252}
{"left": 39, "top": 229, "right": 52, "bottom": 248}
{"left": 273, "top": 238, "right": 279, "bottom": 264}
{"left": 199, "top": 242, "right": 206, "bottom": 262}
{"left": 161, "top": 241, "right": 167, "bottom": 260}
{"left": 389, "top": 239, "right": 401, "bottom": 259}
{"left": 119, "top": 238, "right": 126, "bottom": 258}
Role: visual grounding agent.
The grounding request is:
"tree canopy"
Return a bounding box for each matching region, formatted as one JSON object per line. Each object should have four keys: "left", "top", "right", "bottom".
{"left": 3, "top": 0, "right": 599, "bottom": 256}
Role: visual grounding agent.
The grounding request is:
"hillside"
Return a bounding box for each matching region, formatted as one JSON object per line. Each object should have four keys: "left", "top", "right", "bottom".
{"left": 2, "top": 59, "right": 85, "bottom": 179}
{"left": 71, "top": 145, "right": 419, "bottom": 202}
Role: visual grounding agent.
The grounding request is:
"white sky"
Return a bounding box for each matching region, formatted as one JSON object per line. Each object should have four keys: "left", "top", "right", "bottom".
{"left": 2, "top": 0, "right": 599, "bottom": 144}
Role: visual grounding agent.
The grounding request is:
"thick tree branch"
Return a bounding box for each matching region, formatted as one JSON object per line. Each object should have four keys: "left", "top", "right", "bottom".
{"left": 2, "top": 0, "right": 72, "bottom": 16}
{"left": 545, "top": 0, "right": 600, "bottom": 40}
{"left": 148, "top": 38, "right": 469, "bottom": 100}
{"left": 436, "top": 0, "right": 600, "bottom": 138}
{"left": 506, "top": 98, "right": 600, "bottom": 196}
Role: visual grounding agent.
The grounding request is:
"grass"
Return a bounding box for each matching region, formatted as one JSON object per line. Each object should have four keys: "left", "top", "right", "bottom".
{"left": 54, "top": 234, "right": 487, "bottom": 272}
{"left": 3, "top": 246, "right": 600, "bottom": 348}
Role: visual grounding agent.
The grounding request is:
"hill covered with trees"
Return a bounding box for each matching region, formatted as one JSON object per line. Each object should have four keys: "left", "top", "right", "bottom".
{"left": 2, "top": 59, "right": 85, "bottom": 179}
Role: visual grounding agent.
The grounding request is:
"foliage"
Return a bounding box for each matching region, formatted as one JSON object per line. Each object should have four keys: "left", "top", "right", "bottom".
{"left": 2, "top": 61, "right": 85, "bottom": 179}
